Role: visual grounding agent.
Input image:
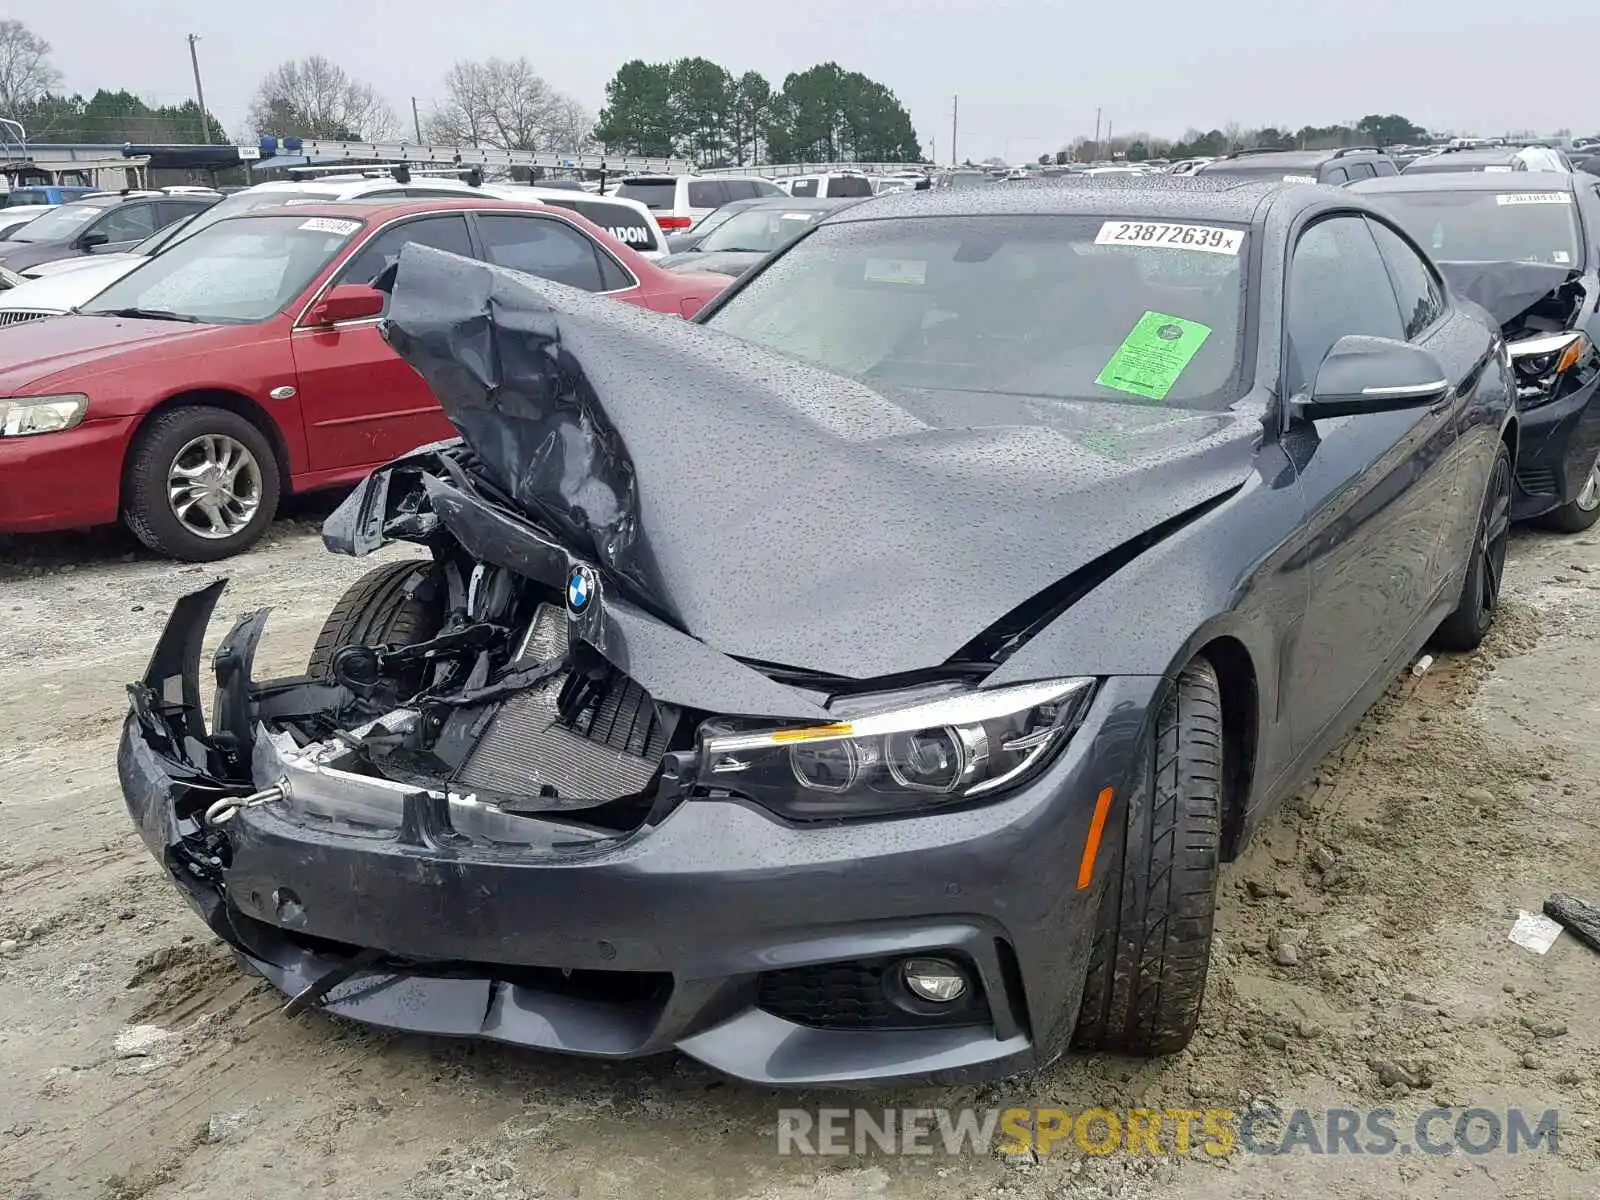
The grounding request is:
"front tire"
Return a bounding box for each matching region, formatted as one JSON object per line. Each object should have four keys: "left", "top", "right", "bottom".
{"left": 122, "top": 406, "right": 280, "bottom": 562}
{"left": 1074, "top": 658, "right": 1224, "bottom": 1056}
{"left": 1434, "top": 442, "right": 1511, "bottom": 652}
{"left": 308, "top": 561, "right": 443, "bottom": 690}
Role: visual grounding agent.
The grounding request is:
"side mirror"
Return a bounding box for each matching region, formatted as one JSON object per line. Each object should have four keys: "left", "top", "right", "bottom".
{"left": 78, "top": 230, "right": 109, "bottom": 250}
{"left": 308, "top": 283, "right": 385, "bottom": 325}
{"left": 1291, "top": 335, "right": 1449, "bottom": 422}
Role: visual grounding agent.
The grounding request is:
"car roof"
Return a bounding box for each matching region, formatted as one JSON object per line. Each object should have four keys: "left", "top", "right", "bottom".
{"left": 736, "top": 196, "right": 868, "bottom": 210}
{"left": 818, "top": 174, "right": 1279, "bottom": 225}
{"left": 204, "top": 197, "right": 560, "bottom": 224}
{"left": 1407, "top": 148, "right": 1519, "bottom": 165}
{"left": 1351, "top": 170, "right": 1577, "bottom": 195}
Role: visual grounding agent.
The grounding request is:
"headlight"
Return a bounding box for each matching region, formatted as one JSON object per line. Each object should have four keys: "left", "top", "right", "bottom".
{"left": 1509, "top": 331, "right": 1590, "bottom": 407}
{"left": 0, "top": 394, "right": 88, "bottom": 437}
{"left": 700, "top": 677, "right": 1096, "bottom": 820}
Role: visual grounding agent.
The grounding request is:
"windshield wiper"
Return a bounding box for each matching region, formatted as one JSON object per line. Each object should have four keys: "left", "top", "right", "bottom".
{"left": 91, "top": 306, "right": 201, "bottom": 323}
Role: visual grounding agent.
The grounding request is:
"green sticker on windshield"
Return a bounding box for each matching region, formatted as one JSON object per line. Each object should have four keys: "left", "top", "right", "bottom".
{"left": 1095, "top": 311, "right": 1212, "bottom": 402}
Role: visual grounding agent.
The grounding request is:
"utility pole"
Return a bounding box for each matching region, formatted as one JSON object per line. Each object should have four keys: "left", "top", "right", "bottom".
{"left": 951, "top": 95, "right": 959, "bottom": 167}
{"left": 186, "top": 34, "right": 209, "bottom": 143}
{"left": 411, "top": 97, "right": 423, "bottom": 143}
{"left": 1093, "top": 106, "right": 1102, "bottom": 161}
{"left": 1107, "top": 119, "right": 1114, "bottom": 156}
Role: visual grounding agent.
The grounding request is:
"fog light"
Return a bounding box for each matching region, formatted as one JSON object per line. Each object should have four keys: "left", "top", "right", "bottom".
{"left": 901, "top": 957, "right": 969, "bottom": 1003}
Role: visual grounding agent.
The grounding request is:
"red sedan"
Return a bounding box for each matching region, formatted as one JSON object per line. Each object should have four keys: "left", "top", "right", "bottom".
{"left": 0, "top": 199, "right": 730, "bottom": 560}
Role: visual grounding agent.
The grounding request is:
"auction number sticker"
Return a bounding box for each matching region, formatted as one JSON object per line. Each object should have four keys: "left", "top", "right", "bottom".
{"left": 864, "top": 258, "right": 927, "bottom": 284}
{"left": 1282, "top": 173, "right": 1318, "bottom": 183}
{"left": 299, "top": 217, "right": 362, "bottom": 235}
{"left": 1495, "top": 192, "right": 1572, "bottom": 206}
{"left": 1095, "top": 221, "right": 1242, "bottom": 255}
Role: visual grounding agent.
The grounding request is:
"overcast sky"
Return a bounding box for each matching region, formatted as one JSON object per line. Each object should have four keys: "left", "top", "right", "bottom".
{"left": 24, "top": 0, "right": 1600, "bottom": 161}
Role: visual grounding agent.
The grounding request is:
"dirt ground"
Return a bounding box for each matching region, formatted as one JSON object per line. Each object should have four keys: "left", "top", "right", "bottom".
{"left": 3, "top": 508, "right": 1600, "bottom": 1200}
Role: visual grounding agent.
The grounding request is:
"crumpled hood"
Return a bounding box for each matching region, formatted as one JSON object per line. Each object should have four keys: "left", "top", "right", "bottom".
{"left": 1437, "top": 260, "right": 1580, "bottom": 327}
{"left": 0, "top": 314, "right": 218, "bottom": 391}
{"left": 378, "top": 243, "right": 1259, "bottom": 680}
{"left": 659, "top": 250, "right": 763, "bottom": 278}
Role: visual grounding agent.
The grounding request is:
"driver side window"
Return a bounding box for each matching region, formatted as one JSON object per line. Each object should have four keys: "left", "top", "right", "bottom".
{"left": 333, "top": 215, "right": 474, "bottom": 312}
{"left": 1285, "top": 217, "right": 1405, "bottom": 397}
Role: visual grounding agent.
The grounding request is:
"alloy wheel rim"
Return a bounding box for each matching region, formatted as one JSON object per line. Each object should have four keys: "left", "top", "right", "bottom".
{"left": 1575, "top": 451, "right": 1600, "bottom": 512}
{"left": 167, "top": 433, "right": 263, "bottom": 540}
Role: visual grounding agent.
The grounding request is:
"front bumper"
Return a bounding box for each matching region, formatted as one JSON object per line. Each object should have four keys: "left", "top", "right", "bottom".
{"left": 1512, "top": 374, "right": 1600, "bottom": 520}
{"left": 117, "top": 598, "right": 1158, "bottom": 1088}
{"left": 0, "top": 415, "right": 134, "bottom": 533}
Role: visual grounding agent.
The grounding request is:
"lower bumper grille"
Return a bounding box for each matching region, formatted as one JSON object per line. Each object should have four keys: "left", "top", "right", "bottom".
{"left": 758, "top": 957, "right": 991, "bottom": 1030}
{"left": 454, "top": 604, "right": 667, "bottom": 799}
{"left": 1517, "top": 466, "right": 1559, "bottom": 496}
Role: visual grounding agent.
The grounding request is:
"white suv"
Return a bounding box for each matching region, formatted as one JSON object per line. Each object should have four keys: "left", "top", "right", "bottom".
{"left": 614, "top": 174, "right": 786, "bottom": 232}
{"left": 776, "top": 172, "right": 877, "bottom": 199}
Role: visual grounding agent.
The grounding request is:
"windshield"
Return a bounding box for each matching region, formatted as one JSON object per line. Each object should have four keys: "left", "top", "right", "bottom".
{"left": 4, "top": 189, "right": 51, "bottom": 207}
{"left": 699, "top": 208, "right": 829, "bottom": 254}
{"left": 144, "top": 188, "right": 341, "bottom": 254}
{"left": 706, "top": 214, "right": 1249, "bottom": 410}
{"left": 81, "top": 213, "right": 364, "bottom": 323}
{"left": 9, "top": 201, "right": 108, "bottom": 242}
{"left": 1368, "top": 189, "right": 1583, "bottom": 268}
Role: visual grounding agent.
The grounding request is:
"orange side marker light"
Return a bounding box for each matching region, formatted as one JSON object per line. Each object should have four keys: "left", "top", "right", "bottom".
{"left": 1076, "top": 788, "right": 1115, "bottom": 889}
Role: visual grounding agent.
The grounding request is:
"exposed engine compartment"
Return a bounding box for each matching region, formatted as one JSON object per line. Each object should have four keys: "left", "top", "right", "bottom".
{"left": 1503, "top": 275, "right": 1586, "bottom": 343}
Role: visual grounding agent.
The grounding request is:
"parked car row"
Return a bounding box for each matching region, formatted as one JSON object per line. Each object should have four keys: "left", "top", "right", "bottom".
{"left": 0, "top": 189, "right": 730, "bottom": 559}
{"left": 122, "top": 172, "right": 1547, "bottom": 1088}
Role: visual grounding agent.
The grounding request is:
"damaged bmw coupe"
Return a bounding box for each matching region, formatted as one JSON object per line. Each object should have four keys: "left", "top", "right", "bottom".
{"left": 1353, "top": 171, "right": 1600, "bottom": 530}
{"left": 120, "top": 180, "right": 1516, "bottom": 1086}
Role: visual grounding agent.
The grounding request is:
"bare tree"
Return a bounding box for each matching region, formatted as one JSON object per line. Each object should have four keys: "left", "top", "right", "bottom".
{"left": 248, "top": 56, "right": 396, "bottom": 140}
{"left": 0, "top": 19, "right": 60, "bottom": 115}
{"left": 426, "top": 58, "right": 593, "bottom": 153}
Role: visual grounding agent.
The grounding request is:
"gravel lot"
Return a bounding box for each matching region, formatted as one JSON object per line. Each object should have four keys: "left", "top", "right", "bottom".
{"left": 2, "top": 509, "right": 1599, "bottom": 1200}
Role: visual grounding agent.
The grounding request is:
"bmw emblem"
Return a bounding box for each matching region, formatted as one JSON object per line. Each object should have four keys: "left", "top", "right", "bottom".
{"left": 567, "top": 564, "right": 596, "bottom": 616}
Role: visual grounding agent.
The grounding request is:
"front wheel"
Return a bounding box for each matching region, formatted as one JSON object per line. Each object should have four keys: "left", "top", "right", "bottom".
{"left": 122, "top": 406, "right": 280, "bottom": 562}
{"left": 1434, "top": 442, "right": 1512, "bottom": 652}
{"left": 1074, "top": 658, "right": 1224, "bottom": 1056}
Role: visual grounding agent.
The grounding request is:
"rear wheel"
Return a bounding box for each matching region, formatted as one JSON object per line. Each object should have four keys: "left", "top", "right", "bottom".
{"left": 1074, "top": 658, "right": 1224, "bottom": 1056}
{"left": 122, "top": 406, "right": 280, "bottom": 562}
{"left": 308, "top": 561, "right": 444, "bottom": 688}
{"left": 1537, "top": 449, "right": 1600, "bottom": 534}
{"left": 1434, "top": 443, "right": 1512, "bottom": 651}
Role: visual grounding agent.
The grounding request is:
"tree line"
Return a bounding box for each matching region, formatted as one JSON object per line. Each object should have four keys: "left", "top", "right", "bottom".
{"left": 595, "top": 59, "right": 923, "bottom": 165}
{"left": 1056, "top": 115, "right": 1447, "bottom": 164}
{"left": 0, "top": 19, "right": 921, "bottom": 166}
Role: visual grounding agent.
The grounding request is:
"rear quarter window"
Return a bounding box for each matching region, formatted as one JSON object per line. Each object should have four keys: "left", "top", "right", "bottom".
{"left": 549, "top": 199, "right": 659, "bottom": 252}
{"left": 687, "top": 181, "right": 729, "bottom": 208}
{"left": 616, "top": 180, "right": 677, "bottom": 210}
{"left": 827, "top": 177, "right": 875, "bottom": 198}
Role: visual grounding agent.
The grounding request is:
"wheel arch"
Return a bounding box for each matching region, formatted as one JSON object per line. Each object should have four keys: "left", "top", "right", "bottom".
{"left": 123, "top": 389, "right": 293, "bottom": 503}
{"left": 1191, "top": 634, "right": 1259, "bottom": 862}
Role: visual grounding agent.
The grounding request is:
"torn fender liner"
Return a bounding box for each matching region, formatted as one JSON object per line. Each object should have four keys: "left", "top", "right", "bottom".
{"left": 1437, "top": 260, "right": 1579, "bottom": 327}
{"left": 378, "top": 243, "right": 1262, "bottom": 680}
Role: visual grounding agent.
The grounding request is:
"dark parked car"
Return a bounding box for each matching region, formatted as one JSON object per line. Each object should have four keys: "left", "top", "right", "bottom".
{"left": 658, "top": 196, "right": 869, "bottom": 278}
{"left": 120, "top": 177, "right": 1514, "bottom": 1087}
{"left": 1398, "top": 146, "right": 1572, "bottom": 175}
{"left": 1353, "top": 170, "right": 1600, "bottom": 528}
{"left": 0, "top": 191, "right": 217, "bottom": 272}
{"left": 1196, "top": 146, "right": 1400, "bottom": 185}
{"left": 662, "top": 198, "right": 765, "bottom": 253}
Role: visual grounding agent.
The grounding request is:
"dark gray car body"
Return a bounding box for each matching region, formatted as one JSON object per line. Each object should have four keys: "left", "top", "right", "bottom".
{"left": 119, "top": 179, "right": 1514, "bottom": 1087}
{"left": 0, "top": 193, "right": 215, "bottom": 271}
{"left": 658, "top": 196, "right": 865, "bottom": 279}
